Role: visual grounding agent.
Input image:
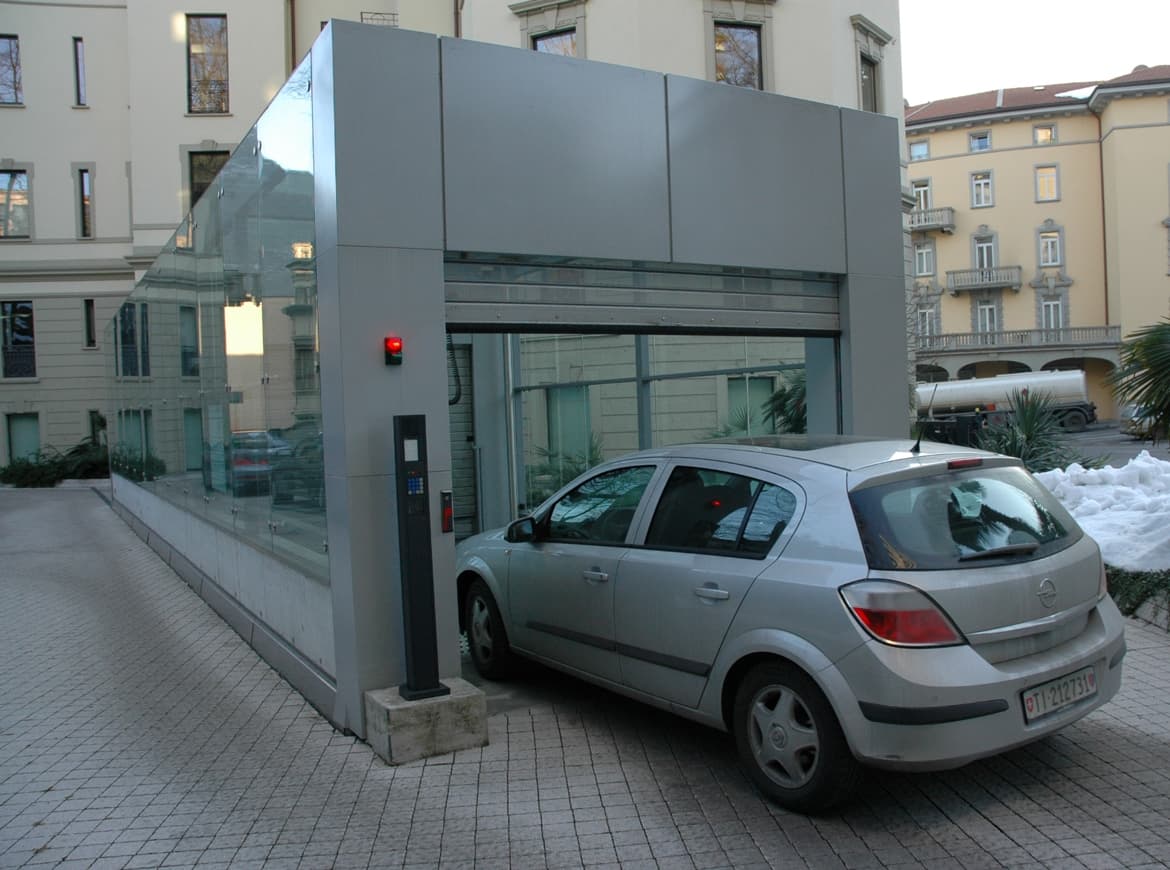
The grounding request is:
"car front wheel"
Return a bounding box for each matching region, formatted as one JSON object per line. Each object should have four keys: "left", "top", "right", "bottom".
{"left": 464, "top": 579, "right": 513, "bottom": 680}
{"left": 732, "top": 661, "right": 861, "bottom": 813}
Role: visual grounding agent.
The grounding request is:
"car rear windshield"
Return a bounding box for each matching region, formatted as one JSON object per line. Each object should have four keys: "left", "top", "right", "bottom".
{"left": 850, "top": 465, "right": 1081, "bottom": 570}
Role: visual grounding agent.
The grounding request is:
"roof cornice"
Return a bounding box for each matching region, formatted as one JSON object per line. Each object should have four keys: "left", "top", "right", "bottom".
{"left": 906, "top": 102, "right": 1092, "bottom": 133}
{"left": 1089, "top": 80, "right": 1170, "bottom": 111}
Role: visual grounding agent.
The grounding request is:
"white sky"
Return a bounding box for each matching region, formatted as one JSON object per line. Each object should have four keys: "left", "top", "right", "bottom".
{"left": 899, "top": 0, "right": 1170, "bottom": 105}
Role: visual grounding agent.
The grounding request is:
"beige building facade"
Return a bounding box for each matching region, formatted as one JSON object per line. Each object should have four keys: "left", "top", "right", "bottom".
{"left": 2, "top": 0, "right": 901, "bottom": 466}
{"left": 905, "top": 66, "right": 1170, "bottom": 419}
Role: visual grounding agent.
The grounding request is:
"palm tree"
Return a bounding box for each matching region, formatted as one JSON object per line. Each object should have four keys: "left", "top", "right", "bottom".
{"left": 763, "top": 369, "right": 807, "bottom": 434}
{"left": 1108, "top": 319, "right": 1170, "bottom": 443}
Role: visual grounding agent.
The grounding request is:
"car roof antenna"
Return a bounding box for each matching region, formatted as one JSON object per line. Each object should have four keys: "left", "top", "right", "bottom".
{"left": 910, "top": 383, "right": 939, "bottom": 454}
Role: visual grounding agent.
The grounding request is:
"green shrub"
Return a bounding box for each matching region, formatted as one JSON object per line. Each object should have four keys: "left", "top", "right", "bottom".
{"left": 0, "top": 451, "right": 68, "bottom": 487}
{"left": 109, "top": 444, "right": 166, "bottom": 482}
{"left": 1107, "top": 566, "right": 1170, "bottom": 621}
{"left": 977, "top": 388, "right": 1100, "bottom": 473}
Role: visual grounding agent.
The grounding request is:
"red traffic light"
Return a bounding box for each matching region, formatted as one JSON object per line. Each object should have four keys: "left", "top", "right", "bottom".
{"left": 384, "top": 335, "right": 404, "bottom": 365}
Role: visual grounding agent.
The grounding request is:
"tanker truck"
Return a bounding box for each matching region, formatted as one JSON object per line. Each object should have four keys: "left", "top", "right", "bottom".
{"left": 916, "top": 371, "right": 1097, "bottom": 441}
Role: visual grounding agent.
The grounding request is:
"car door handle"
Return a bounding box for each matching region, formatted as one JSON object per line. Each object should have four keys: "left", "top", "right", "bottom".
{"left": 694, "top": 585, "right": 729, "bottom": 601}
{"left": 583, "top": 570, "right": 609, "bottom": 583}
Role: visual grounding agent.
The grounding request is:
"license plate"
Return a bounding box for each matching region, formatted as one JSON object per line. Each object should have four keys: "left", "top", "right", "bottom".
{"left": 1022, "top": 666, "right": 1097, "bottom": 722}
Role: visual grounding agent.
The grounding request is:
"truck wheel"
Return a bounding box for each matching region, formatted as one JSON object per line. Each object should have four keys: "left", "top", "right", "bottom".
{"left": 1062, "top": 409, "right": 1088, "bottom": 432}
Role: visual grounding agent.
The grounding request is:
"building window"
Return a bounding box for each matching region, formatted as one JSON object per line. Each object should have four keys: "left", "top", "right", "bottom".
{"left": 179, "top": 305, "right": 199, "bottom": 377}
{"left": 1033, "top": 124, "right": 1056, "bottom": 145}
{"left": 1041, "top": 298, "right": 1064, "bottom": 331}
{"left": 7, "top": 413, "right": 39, "bottom": 461}
{"left": 971, "top": 171, "right": 993, "bottom": 208}
{"left": 916, "top": 304, "right": 935, "bottom": 339}
{"left": 977, "top": 300, "right": 998, "bottom": 336}
{"left": 1035, "top": 165, "right": 1059, "bottom": 202}
{"left": 77, "top": 168, "right": 93, "bottom": 238}
{"left": 116, "top": 302, "right": 149, "bottom": 377}
{"left": 546, "top": 384, "right": 590, "bottom": 461}
{"left": 187, "top": 15, "right": 228, "bottom": 114}
{"left": 714, "top": 23, "right": 762, "bottom": 89}
{"left": 0, "top": 35, "right": 21, "bottom": 104}
{"left": 189, "top": 150, "right": 229, "bottom": 210}
{"left": 859, "top": 55, "right": 878, "bottom": 112}
{"left": 974, "top": 236, "right": 996, "bottom": 270}
{"left": 0, "top": 169, "right": 31, "bottom": 237}
{"left": 727, "top": 375, "right": 776, "bottom": 434}
{"left": 968, "top": 131, "right": 991, "bottom": 152}
{"left": 911, "top": 180, "right": 931, "bottom": 211}
{"left": 533, "top": 29, "right": 576, "bottom": 56}
{"left": 83, "top": 299, "right": 96, "bottom": 348}
{"left": 909, "top": 141, "right": 929, "bottom": 161}
{"left": 914, "top": 242, "right": 935, "bottom": 277}
{"left": 1039, "top": 231, "right": 1062, "bottom": 266}
{"left": 72, "top": 37, "right": 86, "bottom": 105}
{"left": 1, "top": 300, "right": 35, "bottom": 378}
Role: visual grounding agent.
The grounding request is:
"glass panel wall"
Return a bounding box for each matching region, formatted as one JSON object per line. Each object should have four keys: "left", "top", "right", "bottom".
{"left": 107, "top": 57, "right": 325, "bottom": 581}
{"left": 511, "top": 332, "right": 820, "bottom": 511}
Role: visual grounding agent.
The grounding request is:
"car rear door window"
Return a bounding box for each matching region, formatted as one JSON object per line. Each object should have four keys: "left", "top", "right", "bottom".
{"left": 851, "top": 465, "right": 1080, "bottom": 570}
{"left": 645, "top": 466, "right": 796, "bottom": 556}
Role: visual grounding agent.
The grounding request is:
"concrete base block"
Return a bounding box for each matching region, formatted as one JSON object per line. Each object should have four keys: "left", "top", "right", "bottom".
{"left": 364, "top": 677, "right": 487, "bottom": 764}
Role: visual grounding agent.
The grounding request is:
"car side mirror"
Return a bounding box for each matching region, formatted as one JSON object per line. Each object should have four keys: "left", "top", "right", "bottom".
{"left": 506, "top": 516, "right": 536, "bottom": 543}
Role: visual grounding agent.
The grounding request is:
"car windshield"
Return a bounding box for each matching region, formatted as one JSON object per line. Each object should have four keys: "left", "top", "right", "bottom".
{"left": 850, "top": 465, "right": 1081, "bottom": 570}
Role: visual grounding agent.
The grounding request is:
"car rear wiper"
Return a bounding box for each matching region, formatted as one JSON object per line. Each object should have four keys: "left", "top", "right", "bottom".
{"left": 958, "top": 542, "right": 1040, "bottom": 561}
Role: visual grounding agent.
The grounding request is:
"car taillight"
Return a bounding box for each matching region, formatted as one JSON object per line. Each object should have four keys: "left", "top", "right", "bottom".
{"left": 840, "top": 580, "right": 964, "bottom": 647}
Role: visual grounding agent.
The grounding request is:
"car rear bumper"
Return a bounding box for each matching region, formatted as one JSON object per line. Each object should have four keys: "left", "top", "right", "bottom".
{"left": 828, "top": 596, "right": 1127, "bottom": 770}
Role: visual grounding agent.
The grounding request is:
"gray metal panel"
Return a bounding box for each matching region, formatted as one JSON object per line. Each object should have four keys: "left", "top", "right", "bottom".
{"left": 841, "top": 109, "right": 905, "bottom": 278}
{"left": 838, "top": 274, "right": 908, "bottom": 437}
{"left": 328, "top": 21, "right": 444, "bottom": 250}
{"left": 441, "top": 37, "right": 671, "bottom": 261}
{"left": 667, "top": 75, "right": 848, "bottom": 273}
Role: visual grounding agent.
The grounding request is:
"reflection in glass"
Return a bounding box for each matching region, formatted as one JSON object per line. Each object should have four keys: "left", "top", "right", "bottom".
{"left": 533, "top": 29, "right": 576, "bottom": 56}
{"left": 111, "top": 53, "right": 325, "bottom": 582}
{"left": 715, "top": 23, "right": 762, "bottom": 89}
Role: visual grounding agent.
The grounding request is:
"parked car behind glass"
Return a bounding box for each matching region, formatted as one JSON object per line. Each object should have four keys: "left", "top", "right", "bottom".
{"left": 455, "top": 437, "right": 1126, "bottom": 812}
{"left": 271, "top": 435, "right": 325, "bottom": 507}
{"left": 227, "top": 430, "right": 290, "bottom": 496}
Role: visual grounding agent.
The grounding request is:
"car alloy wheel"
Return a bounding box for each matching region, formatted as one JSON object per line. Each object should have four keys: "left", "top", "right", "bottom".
{"left": 733, "top": 661, "right": 860, "bottom": 813}
{"left": 464, "top": 579, "right": 512, "bottom": 680}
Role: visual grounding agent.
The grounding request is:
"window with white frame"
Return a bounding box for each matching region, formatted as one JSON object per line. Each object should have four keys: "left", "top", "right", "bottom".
{"left": 917, "top": 304, "right": 935, "bottom": 338}
{"left": 1041, "top": 298, "right": 1064, "bottom": 331}
{"left": 971, "top": 171, "right": 993, "bottom": 208}
{"left": 0, "top": 168, "right": 31, "bottom": 238}
{"left": 969, "top": 131, "right": 990, "bottom": 152}
{"left": 914, "top": 241, "right": 934, "bottom": 276}
{"left": 1035, "top": 165, "right": 1059, "bottom": 202}
{"left": 1033, "top": 124, "right": 1056, "bottom": 145}
{"left": 1039, "top": 231, "right": 1061, "bottom": 266}
{"left": 909, "top": 140, "right": 929, "bottom": 161}
{"left": 850, "top": 15, "right": 890, "bottom": 113}
{"left": 911, "top": 179, "right": 931, "bottom": 211}
{"left": 977, "top": 300, "right": 998, "bottom": 334}
{"left": 974, "top": 236, "right": 995, "bottom": 270}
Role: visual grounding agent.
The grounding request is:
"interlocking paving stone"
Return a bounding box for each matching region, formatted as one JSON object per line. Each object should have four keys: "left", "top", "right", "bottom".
{"left": 3, "top": 488, "right": 1170, "bottom": 868}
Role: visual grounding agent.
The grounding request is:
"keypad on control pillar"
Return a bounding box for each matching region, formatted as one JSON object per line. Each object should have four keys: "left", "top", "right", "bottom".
{"left": 406, "top": 471, "right": 424, "bottom": 495}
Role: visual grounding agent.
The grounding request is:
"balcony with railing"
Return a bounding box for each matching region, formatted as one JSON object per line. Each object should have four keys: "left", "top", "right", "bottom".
{"left": 917, "top": 325, "right": 1121, "bottom": 354}
{"left": 946, "top": 265, "right": 1023, "bottom": 294}
{"left": 908, "top": 206, "right": 955, "bottom": 233}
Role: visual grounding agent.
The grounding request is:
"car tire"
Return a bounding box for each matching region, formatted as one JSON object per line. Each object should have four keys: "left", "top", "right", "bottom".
{"left": 464, "top": 578, "right": 513, "bottom": 680}
{"left": 732, "top": 660, "right": 861, "bottom": 813}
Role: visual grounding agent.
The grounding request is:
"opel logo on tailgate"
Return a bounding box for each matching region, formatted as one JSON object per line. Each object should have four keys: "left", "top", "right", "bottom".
{"left": 1037, "top": 578, "right": 1057, "bottom": 609}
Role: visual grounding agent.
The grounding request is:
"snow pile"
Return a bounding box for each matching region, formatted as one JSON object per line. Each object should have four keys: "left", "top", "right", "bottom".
{"left": 1036, "top": 451, "right": 1170, "bottom": 572}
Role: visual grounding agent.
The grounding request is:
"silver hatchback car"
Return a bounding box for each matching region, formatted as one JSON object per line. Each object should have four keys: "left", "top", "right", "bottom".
{"left": 455, "top": 437, "right": 1126, "bottom": 812}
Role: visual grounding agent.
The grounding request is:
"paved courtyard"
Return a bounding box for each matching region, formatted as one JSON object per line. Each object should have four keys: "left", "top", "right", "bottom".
{"left": 2, "top": 487, "right": 1170, "bottom": 869}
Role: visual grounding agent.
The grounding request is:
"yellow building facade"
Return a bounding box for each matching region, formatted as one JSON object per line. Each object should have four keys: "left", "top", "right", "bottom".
{"left": 905, "top": 66, "right": 1170, "bottom": 419}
